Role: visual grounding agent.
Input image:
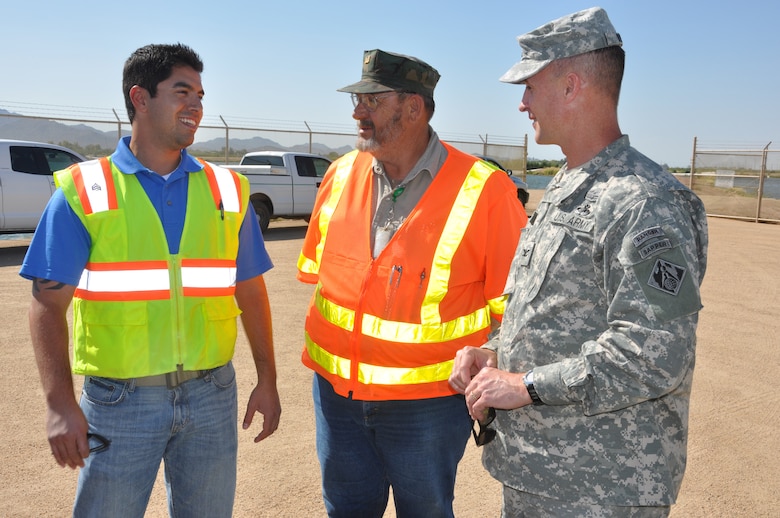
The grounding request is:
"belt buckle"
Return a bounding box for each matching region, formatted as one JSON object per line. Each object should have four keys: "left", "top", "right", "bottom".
{"left": 164, "top": 367, "right": 206, "bottom": 389}
{"left": 165, "top": 370, "right": 182, "bottom": 389}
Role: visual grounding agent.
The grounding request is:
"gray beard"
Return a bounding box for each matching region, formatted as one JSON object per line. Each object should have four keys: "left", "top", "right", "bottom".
{"left": 356, "top": 137, "right": 379, "bottom": 152}
{"left": 354, "top": 111, "right": 403, "bottom": 153}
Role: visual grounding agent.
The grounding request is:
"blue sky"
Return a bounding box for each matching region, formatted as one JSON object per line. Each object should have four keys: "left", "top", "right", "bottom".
{"left": 1, "top": 1, "right": 777, "bottom": 167}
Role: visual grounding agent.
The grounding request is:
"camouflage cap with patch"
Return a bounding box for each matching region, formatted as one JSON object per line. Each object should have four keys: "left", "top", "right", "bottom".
{"left": 338, "top": 49, "right": 440, "bottom": 97}
{"left": 500, "top": 7, "right": 622, "bottom": 84}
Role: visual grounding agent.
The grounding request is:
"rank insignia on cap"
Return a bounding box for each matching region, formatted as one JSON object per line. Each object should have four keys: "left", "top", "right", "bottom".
{"left": 647, "top": 258, "right": 686, "bottom": 296}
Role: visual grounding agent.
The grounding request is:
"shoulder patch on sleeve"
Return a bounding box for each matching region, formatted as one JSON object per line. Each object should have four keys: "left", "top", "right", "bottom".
{"left": 632, "top": 226, "right": 665, "bottom": 247}
{"left": 631, "top": 250, "right": 702, "bottom": 322}
{"left": 647, "top": 258, "right": 686, "bottom": 296}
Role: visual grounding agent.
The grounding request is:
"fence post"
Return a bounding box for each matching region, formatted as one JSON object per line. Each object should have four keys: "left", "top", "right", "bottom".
{"left": 220, "top": 116, "right": 229, "bottom": 164}
{"left": 304, "top": 121, "right": 312, "bottom": 154}
{"left": 477, "top": 134, "right": 486, "bottom": 157}
{"left": 112, "top": 109, "right": 122, "bottom": 143}
{"left": 522, "top": 133, "right": 528, "bottom": 179}
{"left": 689, "top": 136, "right": 697, "bottom": 190}
{"left": 756, "top": 141, "right": 772, "bottom": 222}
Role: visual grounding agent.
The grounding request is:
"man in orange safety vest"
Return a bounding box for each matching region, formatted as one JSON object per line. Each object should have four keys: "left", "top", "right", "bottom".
{"left": 297, "top": 48, "right": 527, "bottom": 517}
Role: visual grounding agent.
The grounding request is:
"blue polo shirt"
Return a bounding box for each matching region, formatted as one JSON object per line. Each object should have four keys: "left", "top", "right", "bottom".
{"left": 20, "top": 136, "right": 272, "bottom": 285}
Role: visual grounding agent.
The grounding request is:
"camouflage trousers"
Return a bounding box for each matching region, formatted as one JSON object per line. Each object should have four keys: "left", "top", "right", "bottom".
{"left": 501, "top": 486, "right": 670, "bottom": 518}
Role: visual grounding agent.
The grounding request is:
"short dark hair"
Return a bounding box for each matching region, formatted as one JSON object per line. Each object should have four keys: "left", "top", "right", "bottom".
{"left": 397, "top": 91, "right": 436, "bottom": 121}
{"left": 122, "top": 43, "right": 203, "bottom": 123}
{"left": 574, "top": 46, "right": 625, "bottom": 103}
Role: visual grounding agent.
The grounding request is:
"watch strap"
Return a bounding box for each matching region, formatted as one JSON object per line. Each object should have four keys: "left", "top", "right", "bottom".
{"left": 524, "top": 370, "right": 544, "bottom": 406}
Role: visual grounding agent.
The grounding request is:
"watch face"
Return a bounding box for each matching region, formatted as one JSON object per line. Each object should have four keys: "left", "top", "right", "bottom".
{"left": 524, "top": 370, "right": 534, "bottom": 385}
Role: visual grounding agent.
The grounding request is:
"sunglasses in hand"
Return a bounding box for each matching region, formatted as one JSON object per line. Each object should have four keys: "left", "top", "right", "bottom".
{"left": 471, "top": 407, "right": 496, "bottom": 447}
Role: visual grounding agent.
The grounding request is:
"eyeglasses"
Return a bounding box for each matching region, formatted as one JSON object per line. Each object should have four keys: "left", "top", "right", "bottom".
{"left": 350, "top": 92, "right": 398, "bottom": 112}
{"left": 472, "top": 407, "right": 496, "bottom": 447}
{"left": 87, "top": 433, "right": 111, "bottom": 454}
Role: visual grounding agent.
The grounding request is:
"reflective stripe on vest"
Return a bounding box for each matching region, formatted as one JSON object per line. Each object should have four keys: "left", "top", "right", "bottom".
{"left": 311, "top": 282, "right": 503, "bottom": 343}
{"left": 76, "top": 260, "right": 170, "bottom": 301}
{"left": 297, "top": 150, "right": 358, "bottom": 275}
{"left": 201, "top": 161, "right": 243, "bottom": 213}
{"left": 305, "top": 331, "right": 454, "bottom": 384}
{"left": 69, "top": 159, "right": 241, "bottom": 302}
{"left": 71, "top": 157, "right": 118, "bottom": 215}
{"left": 75, "top": 258, "right": 237, "bottom": 301}
{"left": 307, "top": 158, "right": 502, "bottom": 344}
{"left": 302, "top": 152, "right": 512, "bottom": 393}
{"left": 69, "top": 158, "right": 243, "bottom": 216}
{"left": 181, "top": 258, "right": 237, "bottom": 297}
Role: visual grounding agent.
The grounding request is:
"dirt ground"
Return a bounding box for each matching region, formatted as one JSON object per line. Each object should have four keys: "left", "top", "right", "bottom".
{"left": 1, "top": 189, "right": 778, "bottom": 517}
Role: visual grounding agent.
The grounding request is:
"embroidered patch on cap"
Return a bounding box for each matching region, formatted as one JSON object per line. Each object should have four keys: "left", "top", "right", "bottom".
{"left": 647, "top": 258, "right": 686, "bottom": 296}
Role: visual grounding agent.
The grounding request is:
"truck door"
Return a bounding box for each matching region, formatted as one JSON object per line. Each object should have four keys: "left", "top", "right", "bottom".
{"left": 292, "top": 155, "right": 330, "bottom": 213}
{"left": 1, "top": 145, "right": 82, "bottom": 232}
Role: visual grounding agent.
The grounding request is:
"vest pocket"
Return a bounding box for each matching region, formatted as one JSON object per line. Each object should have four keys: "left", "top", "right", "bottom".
{"left": 201, "top": 299, "right": 242, "bottom": 355}
{"left": 75, "top": 301, "right": 150, "bottom": 374}
{"left": 204, "top": 298, "right": 242, "bottom": 320}
{"left": 81, "top": 300, "right": 148, "bottom": 326}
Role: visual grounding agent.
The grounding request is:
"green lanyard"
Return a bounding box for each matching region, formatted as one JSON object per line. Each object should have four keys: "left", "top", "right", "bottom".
{"left": 391, "top": 186, "right": 405, "bottom": 203}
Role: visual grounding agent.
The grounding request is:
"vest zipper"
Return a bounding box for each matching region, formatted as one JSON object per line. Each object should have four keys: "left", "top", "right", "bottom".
{"left": 170, "top": 255, "right": 185, "bottom": 368}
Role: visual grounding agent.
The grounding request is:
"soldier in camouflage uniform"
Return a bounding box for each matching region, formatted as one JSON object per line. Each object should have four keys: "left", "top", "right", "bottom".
{"left": 449, "top": 7, "right": 709, "bottom": 517}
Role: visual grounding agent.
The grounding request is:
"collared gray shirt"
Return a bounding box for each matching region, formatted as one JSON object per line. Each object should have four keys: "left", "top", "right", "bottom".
{"left": 371, "top": 128, "right": 447, "bottom": 257}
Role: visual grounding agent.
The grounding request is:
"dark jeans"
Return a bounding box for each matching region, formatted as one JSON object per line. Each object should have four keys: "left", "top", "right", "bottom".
{"left": 313, "top": 373, "right": 472, "bottom": 518}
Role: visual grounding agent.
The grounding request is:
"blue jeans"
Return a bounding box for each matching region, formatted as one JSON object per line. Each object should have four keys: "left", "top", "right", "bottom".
{"left": 313, "top": 374, "right": 472, "bottom": 518}
{"left": 74, "top": 362, "right": 238, "bottom": 518}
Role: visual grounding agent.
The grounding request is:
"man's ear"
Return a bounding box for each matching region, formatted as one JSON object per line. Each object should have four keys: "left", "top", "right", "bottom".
{"left": 563, "top": 71, "right": 586, "bottom": 105}
{"left": 129, "top": 85, "right": 149, "bottom": 115}
{"left": 406, "top": 93, "right": 424, "bottom": 122}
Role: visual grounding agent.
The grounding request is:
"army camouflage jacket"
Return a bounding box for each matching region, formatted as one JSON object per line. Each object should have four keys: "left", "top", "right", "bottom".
{"left": 483, "top": 135, "right": 708, "bottom": 506}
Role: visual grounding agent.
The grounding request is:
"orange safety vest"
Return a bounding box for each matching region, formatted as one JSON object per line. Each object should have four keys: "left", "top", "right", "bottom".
{"left": 297, "top": 143, "right": 525, "bottom": 400}
{"left": 55, "top": 157, "right": 248, "bottom": 377}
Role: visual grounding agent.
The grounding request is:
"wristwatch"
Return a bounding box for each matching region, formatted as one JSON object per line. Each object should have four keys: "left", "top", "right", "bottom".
{"left": 523, "top": 370, "right": 544, "bottom": 406}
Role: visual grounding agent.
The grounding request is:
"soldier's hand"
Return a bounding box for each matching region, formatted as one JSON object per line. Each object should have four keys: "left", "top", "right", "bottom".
{"left": 449, "top": 346, "right": 497, "bottom": 394}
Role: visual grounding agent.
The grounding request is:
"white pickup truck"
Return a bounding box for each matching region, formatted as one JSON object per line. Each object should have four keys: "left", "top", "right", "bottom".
{"left": 0, "top": 139, "right": 86, "bottom": 234}
{"left": 225, "top": 151, "right": 332, "bottom": 232}
{"left": 0, "top": 143, "right": 331, "bottom": 235}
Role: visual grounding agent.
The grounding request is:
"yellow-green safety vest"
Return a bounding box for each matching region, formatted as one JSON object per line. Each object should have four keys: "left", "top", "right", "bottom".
{"left": 55, "top": 157, "right": 249, "bottom": 378}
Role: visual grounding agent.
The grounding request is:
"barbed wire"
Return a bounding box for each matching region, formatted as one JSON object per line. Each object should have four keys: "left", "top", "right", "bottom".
{"left": 694, "top": 139, "right": 774, "bottom": 151}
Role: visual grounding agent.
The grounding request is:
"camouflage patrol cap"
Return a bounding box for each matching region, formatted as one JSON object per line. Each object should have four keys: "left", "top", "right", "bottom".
{"left": 500, "top": 7, "right": 622, "bottom": 84}
{"left": 338, "top": 49, "right": 440, "bottom": 97}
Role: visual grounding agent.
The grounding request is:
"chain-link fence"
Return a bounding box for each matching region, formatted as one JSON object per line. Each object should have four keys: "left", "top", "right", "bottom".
{"left": 0, "top": 101, "right": 528, "bottom": 178}
{"left": 686, "top": 138, "right": 779, "bottom": 223}
{"left": 13, "top": 103, "right": 778, "bottom": 223}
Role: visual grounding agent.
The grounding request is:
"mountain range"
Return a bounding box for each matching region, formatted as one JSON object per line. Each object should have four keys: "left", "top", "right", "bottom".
{"left": 0, "top": 109, "right": 352, "bottom": 157}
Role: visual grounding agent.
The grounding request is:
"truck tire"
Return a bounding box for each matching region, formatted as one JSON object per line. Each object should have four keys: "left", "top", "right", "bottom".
{"left": 254, "top": 202, "right": 271, "bottom": 233}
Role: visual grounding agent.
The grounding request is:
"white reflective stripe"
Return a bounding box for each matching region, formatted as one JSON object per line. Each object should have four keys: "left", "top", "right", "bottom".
{"left": 79, "top": 160, "right": 110, "bottom": 213}
{"left": 78, "top": 268, "right": 170, "bottom": 292}
{"left": 210, "top": 164, "right": 240, "bottom": 213}
{"left": 181, "top": 266, "right": 237, "bottom": 288}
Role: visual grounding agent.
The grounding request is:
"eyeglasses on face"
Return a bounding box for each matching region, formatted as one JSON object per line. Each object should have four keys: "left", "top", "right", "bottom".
{"left": 350, "top": 92, "right": 398, "bottom": 112}
{"left": 87, "top": 432, "right": 111, "bottom": 454}
{"left": 472, "top": 407, "right": 496, "bottom": 447}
